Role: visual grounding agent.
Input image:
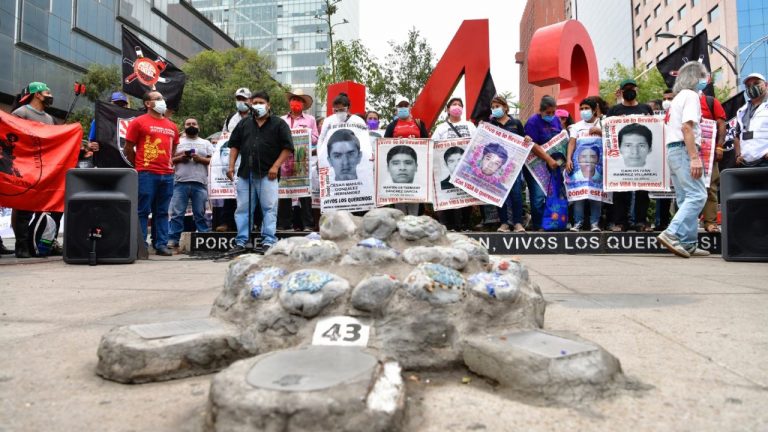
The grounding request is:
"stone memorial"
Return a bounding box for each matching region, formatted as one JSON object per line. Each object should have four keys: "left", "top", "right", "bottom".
{"left": 95, "top": 210, "right": 625, "bottom": 430}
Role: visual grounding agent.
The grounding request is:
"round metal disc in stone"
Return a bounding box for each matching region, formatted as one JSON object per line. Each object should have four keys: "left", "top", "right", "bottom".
{"left": 246, "top": 346, "right": 378, "bottom": 392}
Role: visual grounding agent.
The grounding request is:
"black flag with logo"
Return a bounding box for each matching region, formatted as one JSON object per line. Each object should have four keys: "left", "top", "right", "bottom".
{"left": 93, "top": 100, "right": 143, "bottom": 168}
{"left": 657, "top": 31, "right": 714, "bottom": 96}
{"left": 121, "top": 26, "right": 186, "bottom": 110}
{"left": 470, "top": 70, "right": 497, "bottom": 123}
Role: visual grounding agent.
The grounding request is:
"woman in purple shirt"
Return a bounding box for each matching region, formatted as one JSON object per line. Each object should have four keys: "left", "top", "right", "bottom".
{"left": 523, "top": 95, "right": 562, "bottom": 230}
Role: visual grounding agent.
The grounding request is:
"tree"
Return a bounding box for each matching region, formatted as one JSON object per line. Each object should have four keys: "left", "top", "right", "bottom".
{"left": 375, "top": 28, "right": 435, "bottom": 114}
{"left": 315, "top": 40, "right": 383, "bottom": 106}
{"left": 66, "top": 64, "right": 123, "bottom": 133}
{"left": 315, "top": 0, "right": 348, "bottom": 82}
{"left": 599, "top": 62, "right": 668, "bottom": 105}
{"left": 176, "top": 47, "right": 288, "bottom": 138}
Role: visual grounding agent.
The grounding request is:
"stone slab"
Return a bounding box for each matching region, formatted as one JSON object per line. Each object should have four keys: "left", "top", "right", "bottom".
{"left": 129, "top": 318, "right": 223, "bottom": 339}
{"left": 500, "top": 330, "right": 598, "bottom": 359}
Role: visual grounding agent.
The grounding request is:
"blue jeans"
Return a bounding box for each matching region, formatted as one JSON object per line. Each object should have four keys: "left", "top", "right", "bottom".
{"left": 499, "top": 175, "right": 524, "bottom": 225}
{"left": 235, "top": 174, "right": 278, "bottom": 247}
{"left": 666, "top": 144, "right": 707, "bottom": 248}
{"left": 572, "top": 199, "right": 601, "bottom": 225}
{"left": 168, "top": 181, "right": 209, "bottom": 243}
{"left": 522, "top": 168, "right": 546, "bottom": 229}
{"left": 138, "top": 171, "right": 174, "bottom": 249}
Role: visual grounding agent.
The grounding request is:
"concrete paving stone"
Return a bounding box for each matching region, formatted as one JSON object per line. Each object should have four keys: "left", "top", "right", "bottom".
{"left": 545, "top": 273, "right": 763, "bottom": 295}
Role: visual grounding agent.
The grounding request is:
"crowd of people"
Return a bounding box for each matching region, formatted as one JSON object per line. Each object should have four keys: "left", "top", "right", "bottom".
{"left": 2, "top": 63, "right": 767, "bottom": 259}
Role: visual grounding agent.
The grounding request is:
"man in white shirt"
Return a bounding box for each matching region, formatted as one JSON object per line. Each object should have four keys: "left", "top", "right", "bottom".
{"left": 734, "top": 73, "right": 768, "bottom": 167}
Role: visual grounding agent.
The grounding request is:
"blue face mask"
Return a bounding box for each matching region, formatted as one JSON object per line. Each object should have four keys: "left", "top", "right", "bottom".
{"left": 542, "top": 114, "right": 555, "bottom": 122}
{"left": 696, "top": 79, "right": 708, "bottom": 91}
{"left": 491, "top": 107, "right": 505, "bottom": 118}
{"left": 580, "top": 110, "right": 593, "bottom": 122}
{"left": 253, "top": 104, "right": 267, "bottom": 117}
{"left": 396, "top": 107, "right": 410, "bottom": 120}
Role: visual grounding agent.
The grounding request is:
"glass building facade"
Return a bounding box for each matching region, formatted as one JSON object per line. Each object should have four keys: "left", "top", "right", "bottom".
{"left": 0, "top": 0, "right": 237, "bottom": 116}
{"left": 736, "top": 0, "right": 767, "bottom": 85}
{"left": 191, "top": 0, "right": 360, "bottom": 116}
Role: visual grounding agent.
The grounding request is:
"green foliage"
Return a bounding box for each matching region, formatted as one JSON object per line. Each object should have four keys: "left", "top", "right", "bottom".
{"left": 381, "top": 28, "right": 435, "bottom": 111}
{"left": 175, "top": 47, "right": 289, "bottom": 137}
{"left": 599, "top": 62, "right": 668, "bottom": 105}
{"left": 67, "top": 108, "right": 93, "bottom": 136}
{"left": 714, "top": 84, "right": 734, "bottom": 103}
{"left": 80, "top": 64, "right": 122, "bottom": 103}
{"left": 315, "top": 40, "right": 380, "bottom": 105}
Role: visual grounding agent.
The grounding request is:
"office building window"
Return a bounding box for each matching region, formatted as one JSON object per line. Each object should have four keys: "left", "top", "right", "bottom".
{"left": 667, "top": 43, "right": 675, "bottom": 54}
{"left": 666, "top": 17, "right": 673, "bottom": 31}
{"left": 654, "top": 5, "right": 661, "bottom": 17}
{"left": 637, "top": 47, "right": 643, "bottom": 59}
{"left": 664, "top": 0, "right": 669, "bottom": 5}
{"left": 656, "top": 53, "right": 663, "bottom": 63}
{"left": 644, "top": 16, "right": 650, "bottom": 28}
{"left": 635, "top": 4, "right": 640, "bottom": 15}
{"left": 693, "top": 20, "right": 704, "bottom": 34}
{"left": 636, "top": 26, "right": 641, "bottom": 37}
{"left": 646, "top": 38, "right": 652, "bottom": 50}
{"left": 708, "top": 5, "right": 720, "bottom": 22}
{"left": 710, "top": 36, "right": 720, "bottom": 54}
{"left": 691, "top": 0, "right": 699, "bottom": 6}
{"left": 678, "top": 6, "right": 686, "bottom": 19}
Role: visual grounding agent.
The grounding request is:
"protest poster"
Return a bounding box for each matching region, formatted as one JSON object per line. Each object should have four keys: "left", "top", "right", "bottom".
{"left": 317, "top": 122, "right": 375, "bottom": 212}
{"left": 208, "top": 138, "right": 239, "bottom": 199}
{"left": 278, "top": 128, "right": 311, "bottom": 198}
{"left": 700, "top": 118, "right": 717, "bottom": 186}
{"left": 450, "top": 121, "right": 534, "bottom": 206}
{"left": 0, "top": 207, "right": 11, "bottom": 238}
{"left": 310, "top": 155, "right": 320, "bottom": 208}
{"left": 375, "top": 138, "right": 431, "bottom": 206}
{"left": 432, "top": 138, "right": 484, "bottom": 210}
{"left": 564, "top": 136, "right": 612, "bottom": 203}
{"left": 603, "top": 115, "right": 668, "bottom": 192}
{"left": 525, "top": 130, "right": 568, "bottom": 195}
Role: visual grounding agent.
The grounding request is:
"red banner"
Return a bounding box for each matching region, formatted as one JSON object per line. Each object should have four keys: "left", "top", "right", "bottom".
{"left": 0, "top": 111, "right": 82, "bottom": 212}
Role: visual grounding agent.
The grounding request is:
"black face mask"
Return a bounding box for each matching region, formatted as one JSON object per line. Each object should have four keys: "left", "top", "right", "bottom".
{"left": 746, "top": 83, "right": 765, "bottom": 100}
{"left": 622, "top": 89, "right": 637, "bottom": 102}
{"left": 185, "top": 126, "right": 199, "bottom": 136}
{"left": 42, "top": 96, "right": 54, "bottom": 107}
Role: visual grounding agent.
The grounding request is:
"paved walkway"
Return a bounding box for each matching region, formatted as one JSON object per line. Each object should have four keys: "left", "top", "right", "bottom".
{"left": 0, "top": 253, "right": 766, "bottom": 431}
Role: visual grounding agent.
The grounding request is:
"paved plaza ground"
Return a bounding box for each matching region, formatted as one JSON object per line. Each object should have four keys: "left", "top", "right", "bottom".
{"left": 0, "top": 252, "right": 766, "bottom": 431}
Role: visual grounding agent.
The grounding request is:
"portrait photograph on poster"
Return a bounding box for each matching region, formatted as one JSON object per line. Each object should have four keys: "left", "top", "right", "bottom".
{"left": 375, "top": 138, "right": 431, "bottom": 206}
{"left": 603, "top": 116, "right": 668, "bottom": 192}
{"left": 317, "top": 123, "right": 375, "bottom": 212}
{"left": 208, "top": 137, "right": 239, "bottom": 199}
{"left": 565, "top": 136, "right": 612, "bottom": 203}
{"left": 526, "top": 129, "right": 568, "bottom": 194}
{"left": 431, "top": 138, "right": 483, "bottom": 210}
{"left": 278, "top": 128, "right": 311, "bottom": 199}
{"left": 450, "top": 121, "right": 533, "bottom": 206}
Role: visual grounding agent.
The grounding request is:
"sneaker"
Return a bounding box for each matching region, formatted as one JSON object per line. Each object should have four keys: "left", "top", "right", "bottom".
{"left": 155, "top": 247, "right": 173, "bottom": 256}
{"left": 513, "top": 223, "right": 526, "bottom": 233}
{"left": 610, "top": 224, "right": 624, "bottom": 232}
{"left": 657, "top": 231, "right": 690, "bottom": 258}
{"left": 590, "top": 223, "right": 601, "bottom": 232}
{"left": 167, "top": 240, "right": 178, "bottom": 248}
{"left": 497, "top": 223, "right": 511, "bottom": 233}
{"left": 0, "top": 243, "right": 15, "bottom": 255}
{"left": 15, "top": 248, "right": 32, "bottom": 259}
{"left": 260, "top": 243, "right": 272, "bottom": 254}
{"left": 686, "top": 246, "right": 711, "bottom": 257}
{"left": 214, "top": 224, "right": 230, "bottom": 232}
{"left": 570, "top": 222, "right": 583, "bottom": 232}
{"left": 228, "top": 244, "right": 246, "bottom": 254}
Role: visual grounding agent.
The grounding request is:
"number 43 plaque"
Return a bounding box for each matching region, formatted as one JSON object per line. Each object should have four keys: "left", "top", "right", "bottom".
{"left": 311, "top": 316, "right": 370, "bottom": 347}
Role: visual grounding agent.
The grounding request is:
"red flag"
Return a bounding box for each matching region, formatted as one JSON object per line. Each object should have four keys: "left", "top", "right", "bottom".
{"left": 0, "top": 111, "right": 82, "bottom": 212}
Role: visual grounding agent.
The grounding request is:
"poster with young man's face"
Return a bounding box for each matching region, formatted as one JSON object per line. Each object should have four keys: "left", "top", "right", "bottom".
{"left": 375, "top": 138, "right": 431, "bottom": 206}
{"left": 603, "top": 116, "right": 668, "bottom": 192}
{"left": 317, "top": 122, "right": 374, "bottom": 212}
{"left": 432, "top": 138, "right": 483, "bottom": 210}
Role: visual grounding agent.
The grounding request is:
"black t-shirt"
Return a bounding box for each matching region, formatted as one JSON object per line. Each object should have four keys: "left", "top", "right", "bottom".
{"left": 229, "top": 114, "right": 294, "bottom": 178}
{"left": 490, "top": 117, "right": 526, "bottom": 136}
{"left": 606, "top": 103, "right": 654, "bottom": 117}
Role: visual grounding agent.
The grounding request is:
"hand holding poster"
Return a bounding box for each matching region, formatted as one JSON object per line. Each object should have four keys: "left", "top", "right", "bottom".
{"left": 318, "top": 123, "right": 375, "bottom": 212}
{"left": 700, "top": 118, "right": 716, "bottom": 186}
{"left": 564, "top": 136, "right": 612, "bottom": 203}
{"left": 208, "top": 138, "right": 239, "bottom": 199}
{"left": 450, "top": 121, "right": 533, "bottom": 206}
{"left": 603, "top": 116, "right": 668, "bottom": 192}
{"left": 376, "top": 138, "right": 431, "bottom": 206}
{"left": 525, "top": 130, "right": 568, "bottom": 194}
{"left": 432, "top": 138, "right": 483, "bottom": 211}
{"left": 279, "top": 128, "right": 311, "bottom": 198}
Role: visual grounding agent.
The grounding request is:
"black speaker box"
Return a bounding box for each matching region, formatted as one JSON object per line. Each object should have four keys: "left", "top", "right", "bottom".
{"left": 720, "top": 167, "right": 768, "bottom": 262}
{"left": 64, "top": 168, "right": 138, "bottom": 264}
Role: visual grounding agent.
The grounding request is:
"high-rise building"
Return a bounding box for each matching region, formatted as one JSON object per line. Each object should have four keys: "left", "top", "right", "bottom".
{"left": 631, "top": 0, "right": 743, "bottom": 95}
{"left": 566, "top": 0, "right": 634, "bottom": 77}
{"left": 516, "top": 0, "right": 567, "bottom": 121}
{"left": 0, "top": 1, "right": 237, "bottom": 117}
{"left": 735, "top": 0, "right": 768, "bottom": 86}
{"left": 191, "top": 0, "right": 360, "bottom": 117}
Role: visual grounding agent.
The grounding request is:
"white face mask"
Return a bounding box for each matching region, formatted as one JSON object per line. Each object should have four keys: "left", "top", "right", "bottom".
{"left": 662, "top": 100, "right": 672, "bottom": 110}
{"left": 152, "top": 99, "right": 167, "bottom": 115}
{"left": 335, "top": 111, "right": 347, "bottom": 122}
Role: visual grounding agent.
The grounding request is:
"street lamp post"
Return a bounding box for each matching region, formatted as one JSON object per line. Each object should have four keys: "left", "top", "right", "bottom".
{"left": 657, "top": 32, "right": 768, "bottom": 89}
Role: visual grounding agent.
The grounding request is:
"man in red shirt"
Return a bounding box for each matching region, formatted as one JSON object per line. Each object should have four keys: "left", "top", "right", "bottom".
{"left": 699, "top": 93, "right": 726, "bottom": 233}
{"left": 124, "top": 91, "right": 180, "bottom": 256}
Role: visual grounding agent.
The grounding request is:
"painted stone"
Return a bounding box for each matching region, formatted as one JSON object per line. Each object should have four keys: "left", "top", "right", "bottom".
{"left": 404, "top": 263, "right": 466, "bottom": 304}
{"left": 343, "top": 238, "right": 400, "bottom": 265}
{"left": 279, "top": 270, "right": 350, "bottom": 318}
{"left": 247, "top": 267, "right": 287, "bottom": 300}
{"left": 289, "top": 239, "right": 341, "bottom": 264}
{"left": 467, "top": 272, "right": 520, "bottom": 302}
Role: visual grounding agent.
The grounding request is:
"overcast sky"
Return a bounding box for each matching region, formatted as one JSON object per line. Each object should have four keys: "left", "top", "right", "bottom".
{"left": 358, "top": 1, "right": 523, "bottom": 105}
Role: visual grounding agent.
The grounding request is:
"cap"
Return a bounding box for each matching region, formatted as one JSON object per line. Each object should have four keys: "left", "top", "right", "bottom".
{"left": 743, "top": 73, "right": 766, "bottom": 85}
{"left": 395, "top": 96, "right": 410, "bottom": 106}
{"left": 110, "top": 92, "right": 128, "bottom": 103}
{"left": 285, "top": 88, "right": 314, "bottom": 109}
{"left": 28, "top": 82, "right": 50, "bottom": 94}
{"left": 555, "top": 109, "right": 569, "bottom": 118}
{"left": 619, "top": 78, "right": 638, "bottom": 88}
{"left": 235, "top": 87, "right": 251, "bottom": 98}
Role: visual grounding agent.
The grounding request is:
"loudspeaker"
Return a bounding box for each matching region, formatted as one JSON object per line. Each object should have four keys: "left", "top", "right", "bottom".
{"left": 720, "top": 167, "right": 768, "bottom": 262}
{"left": 64, "top": 168, "right": 138, "bottom": 264}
